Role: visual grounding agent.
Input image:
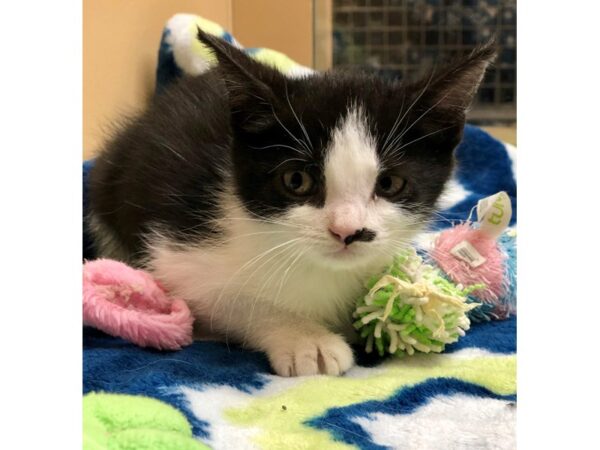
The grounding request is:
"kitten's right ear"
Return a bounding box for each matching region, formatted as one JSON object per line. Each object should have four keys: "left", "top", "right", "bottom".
{"left": 197, "top": 27, "right": 284, "bottom": 133}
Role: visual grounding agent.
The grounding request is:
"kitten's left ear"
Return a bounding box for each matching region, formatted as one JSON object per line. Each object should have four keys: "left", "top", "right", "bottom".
{"left": 196, "top": 27, "right": 286, "bottom": 133}
{"left": 416, "top": 41, "right": 497, "bottom": 121}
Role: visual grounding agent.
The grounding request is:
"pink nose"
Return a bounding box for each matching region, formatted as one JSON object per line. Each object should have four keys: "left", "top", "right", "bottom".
{"left": 329, "top": 226, "right": 362, "bottom": 244}
{"left": 328, "top": 204, "right": 375, "bottom": 245}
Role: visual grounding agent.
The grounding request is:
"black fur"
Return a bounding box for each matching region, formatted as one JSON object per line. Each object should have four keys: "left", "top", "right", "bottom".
{"left": 88, "top": 30, "right": 494, "bottom": 263}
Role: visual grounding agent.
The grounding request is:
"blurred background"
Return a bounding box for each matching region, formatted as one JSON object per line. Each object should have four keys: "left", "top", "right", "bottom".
{"left": 84, "top": 0, "right": 516, "bottom": 158}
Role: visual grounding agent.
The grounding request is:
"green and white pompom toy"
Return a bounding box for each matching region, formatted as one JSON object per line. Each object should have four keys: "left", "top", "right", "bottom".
{"left": 353, "top": 248, "right": 483, "bottom": 357}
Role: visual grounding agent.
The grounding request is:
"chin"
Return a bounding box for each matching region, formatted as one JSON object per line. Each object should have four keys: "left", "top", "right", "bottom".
{"left": 310, "top": 244, "right": 391, "bottom": 272}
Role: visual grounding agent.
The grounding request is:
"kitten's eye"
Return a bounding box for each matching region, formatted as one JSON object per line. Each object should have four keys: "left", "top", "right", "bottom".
{"left": 282, "top": 170, "right": 314, "bottom": 196}
{"left": 375, "top": 174, "right": 406, "bottom": 198}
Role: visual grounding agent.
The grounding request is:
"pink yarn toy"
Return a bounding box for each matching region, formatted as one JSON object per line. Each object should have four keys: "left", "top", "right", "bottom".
{"left": 430, "top": 191, "right": 516, "bottom": 319}
{"left": 432, "top": 224, "right": 505, "bottom": 303}
{"left": 83, "top": 259, "right": 194, "bottom": 350}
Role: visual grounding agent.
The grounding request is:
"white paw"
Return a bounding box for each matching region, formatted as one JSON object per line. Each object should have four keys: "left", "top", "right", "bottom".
{"left": 267, "top": 333, "right": 355, "bottom": 377}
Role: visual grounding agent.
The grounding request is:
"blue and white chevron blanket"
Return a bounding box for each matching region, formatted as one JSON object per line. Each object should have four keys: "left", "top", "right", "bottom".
{"left": 83, "top": 14, "right": 517, "bottom": 450}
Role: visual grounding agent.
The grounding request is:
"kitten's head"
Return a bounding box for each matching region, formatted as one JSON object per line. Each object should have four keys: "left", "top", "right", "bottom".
{"left": 198, "top": 29, "right": 495, "bottom": 270}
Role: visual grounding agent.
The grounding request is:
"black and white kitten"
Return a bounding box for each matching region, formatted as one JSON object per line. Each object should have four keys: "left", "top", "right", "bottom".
{"left": 88, "top": 30, "right": 494, "bottom": 376}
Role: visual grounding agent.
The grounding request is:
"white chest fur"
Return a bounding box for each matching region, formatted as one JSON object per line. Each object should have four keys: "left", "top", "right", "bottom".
{"left": 147, "top": 211, "right": 392, "bottom": 337}
{"left": 149, "top": 234, "right": 386, "bottom": 328}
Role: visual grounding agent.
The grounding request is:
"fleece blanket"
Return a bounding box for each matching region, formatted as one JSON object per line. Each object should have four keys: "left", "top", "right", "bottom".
{"left": 83, "top": 14, "right": 517, "bottom": 450}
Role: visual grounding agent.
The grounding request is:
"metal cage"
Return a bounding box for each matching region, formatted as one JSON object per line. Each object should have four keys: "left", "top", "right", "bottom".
{"left": 330, "top": 0, "right": 516, "bottom": 123}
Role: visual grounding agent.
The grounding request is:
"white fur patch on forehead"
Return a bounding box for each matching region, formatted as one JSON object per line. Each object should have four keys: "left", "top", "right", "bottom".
{"left": 324, "top": 105, "right": 379, "bottom": 203}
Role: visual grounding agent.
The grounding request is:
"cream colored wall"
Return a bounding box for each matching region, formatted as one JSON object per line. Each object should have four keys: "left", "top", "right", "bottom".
{"left": 83, "top": 0, "right": 314, "bottom": 158}
{"left": 83, "top": 0, "right": 232, "bottom": 158}
{"left": 231, "top": 0, "right": 313, "bottom": 68}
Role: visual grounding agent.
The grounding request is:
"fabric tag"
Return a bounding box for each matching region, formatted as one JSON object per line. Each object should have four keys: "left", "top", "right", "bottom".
{"left": 476, "top": 191, "right": 512, "bottom": 239}
{"left": 450, "top": 241, "right": 487, "bottom": 268}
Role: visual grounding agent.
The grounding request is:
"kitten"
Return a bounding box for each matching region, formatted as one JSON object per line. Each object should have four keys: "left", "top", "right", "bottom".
{"left": 88, "top": 30, "right": 494, "bottom": 376}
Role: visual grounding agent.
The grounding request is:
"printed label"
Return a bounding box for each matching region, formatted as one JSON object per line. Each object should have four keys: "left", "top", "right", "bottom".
{"left": 450, "top": 241, "right": 487, "bottom": 268}
{"left": 476, "top": 191, "right": 512, "bottom": 239}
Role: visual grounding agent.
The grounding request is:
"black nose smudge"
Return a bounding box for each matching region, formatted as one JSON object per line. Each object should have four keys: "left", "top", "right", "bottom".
{"left": 344, "top": 228, "right": 377, "bottom": 245}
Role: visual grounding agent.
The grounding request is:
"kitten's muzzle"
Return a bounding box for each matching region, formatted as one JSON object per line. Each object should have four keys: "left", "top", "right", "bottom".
{"left": 329, "top": 228, "right": 376, "bottom": 246}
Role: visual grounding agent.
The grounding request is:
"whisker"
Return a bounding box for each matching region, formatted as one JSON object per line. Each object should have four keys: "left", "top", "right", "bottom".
{"left": 268, "top": 157, "right": 311, "bottom": 173}
{"left": 384, "top": 125, "right": 455, "bottom": 162}
{"left": 387, "top": 90, "right": 453, "bottom": 155}
{"left": 224, "top": 239, "right": 306, "bottom": 344}
{"left": 284, "top": 82, "right": 313, "bottom": 151}
{"left": 159, "top": 142, "right": 186, "bottom": 162}
{"left": 381, "top": 72, "right": 435, "bottom": 159}
{"left": 223, "top": 216, "right": 314, "bottom": 232}
{"left": 211, "top": 230, "right": 292, "bottom": 246}
{"left": 210, "top": 237, "right": 304, "bottom": 332}
{"left": 240, "top": 241, "right": 306, "bottom": 346}
{"left": 270, "top": 105, "right": 312, "bottom": 156}
{"left": 248, "top": 143, "right": 308, "bottom": 157}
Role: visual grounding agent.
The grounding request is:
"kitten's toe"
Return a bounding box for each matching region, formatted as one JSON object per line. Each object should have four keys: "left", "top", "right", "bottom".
{"left": 315, "top": 334, "right": 354, "bottom": 375}
{"left": 294, "top": 342, "right": 321, "bottom": 376}
{"left": 269, "top": 352, "right": 295, "bottom": 377}
{"left": 268, "top": 333, "right": 354, "bottom": 377}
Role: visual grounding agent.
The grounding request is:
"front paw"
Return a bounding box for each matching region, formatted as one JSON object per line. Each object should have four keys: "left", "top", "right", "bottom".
{"left": 267, "top": 333, "right": 354, "bottom": 377}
